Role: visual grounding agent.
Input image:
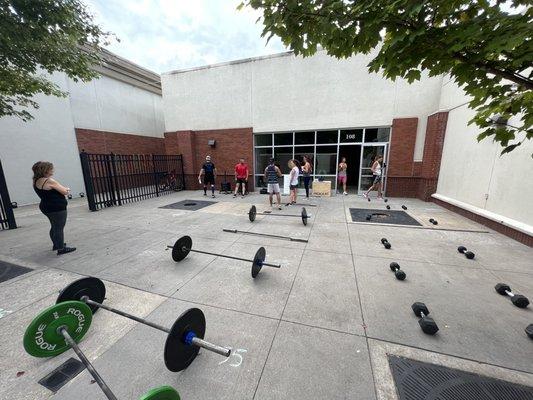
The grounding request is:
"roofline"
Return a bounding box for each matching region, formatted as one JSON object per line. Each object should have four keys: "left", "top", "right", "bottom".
{"left": 162, "top": 50, "right": 295, "bottom": 76}
{"left": 87, "top": 47, "right": 162, "bottom": 95}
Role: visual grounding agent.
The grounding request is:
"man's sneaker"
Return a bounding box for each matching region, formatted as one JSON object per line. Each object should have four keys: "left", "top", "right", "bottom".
{"left": 53, "top": 243, "right": 66, "bottom": 251}
{"left": 233, "top": 194, "right": 237, "bottom": 198}
{"left": 57, "top": 246, "right": 76, "bottom": 255}
{"left": 343, "top": 191, "right": 348, "bottom": 195}
{"left": 278, "top": 206, "right": 282, "bottom": 210}
{"left": 212, "top": 194, "right": 216, "bottom": 198}
{"left": 203, "top": 193, "right": 207, "bottom": 196}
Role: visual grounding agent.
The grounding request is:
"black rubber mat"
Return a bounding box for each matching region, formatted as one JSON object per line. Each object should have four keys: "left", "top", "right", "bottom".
{"left": 0, "top": 260, "right": 32, "bottom": 283}
{"left": 159, "top": 199, "right": 217, "bottom": 211}
{"left": 389, "top": 355, "right": 533, "bottom": 400}
{"left": 349, "top": 208, "right": 421, "bottom": 226}
{"left": 38, "top": 358, "right": 85, "bottom": 392}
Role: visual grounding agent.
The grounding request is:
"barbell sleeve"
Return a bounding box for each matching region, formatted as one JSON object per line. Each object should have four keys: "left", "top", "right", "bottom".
{"left": 58, "top": 327, "right": 118, "bottom": 400}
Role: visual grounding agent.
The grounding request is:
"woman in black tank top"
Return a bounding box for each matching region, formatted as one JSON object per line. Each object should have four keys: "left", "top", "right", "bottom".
{"left": 32, "top": 161, "right": 76, "bottom": 255}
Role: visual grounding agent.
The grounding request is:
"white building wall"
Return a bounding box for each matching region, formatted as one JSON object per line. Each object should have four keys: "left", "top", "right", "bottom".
{"left": 435, "top": 77, "right": 533, "bottom": 231}
{"left": 0, "top": 72, "right": 164, "bottom": 206}
{"left": 0, "top": 72, "right": 85, "bottom": 206}
{"left": 162, "top": 50, "right": 442, "bottom": 160}
{"left": 67, "top": 75, "right": 164, "bottom": 137}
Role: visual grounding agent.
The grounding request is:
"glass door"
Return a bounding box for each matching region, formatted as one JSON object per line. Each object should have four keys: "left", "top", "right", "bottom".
{"left": 358, "top": 144, "right": 388, "bottom": 194}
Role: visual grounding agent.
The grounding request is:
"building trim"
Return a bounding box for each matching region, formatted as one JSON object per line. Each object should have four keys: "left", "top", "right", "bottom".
{"left": 432, "top": 193, "right": 533, "bottom": 245}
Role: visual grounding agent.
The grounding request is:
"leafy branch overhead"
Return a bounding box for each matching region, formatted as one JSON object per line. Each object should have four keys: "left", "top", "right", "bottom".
{"left": 240, "top": 0, "right": 533, "bottom": 154}
{"left": 0, "top": 0, "right": 114, "bottom": 121}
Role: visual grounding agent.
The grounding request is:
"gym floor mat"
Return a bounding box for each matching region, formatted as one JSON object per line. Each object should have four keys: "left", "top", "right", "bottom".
{"left": 159, "top": 199, "right": 217, "bottom": 211}
{"left": 0, "top": 260, "right": 32, "bottom": 283}
{"left": 389, "top": 355, "right": 533, "bottom": 400}
{"left": 349, "top": 208, "right": 422, "bottom": 226}
{"left": 38, "top": 358, "right": 85, "bottom": 392}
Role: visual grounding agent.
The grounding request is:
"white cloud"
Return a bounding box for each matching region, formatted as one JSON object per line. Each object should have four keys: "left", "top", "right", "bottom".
{"left": 84, "top": 0, "right": 286, "bottom": 73}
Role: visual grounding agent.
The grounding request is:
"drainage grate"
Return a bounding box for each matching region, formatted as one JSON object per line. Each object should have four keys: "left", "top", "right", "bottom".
{"left": 389, "top": 355, "right": 533, "bottom": 400}
{"left": 0, "top": 260, "right": 32, "bottom": 283}
{"left": 38, "top": 357, "right": 85, "bottom": 392}
{"left": 159, "top": 199, "right": 217, "bottom": 211}
{"left": 349, "top": 208, "right": 421, "bottom": 226}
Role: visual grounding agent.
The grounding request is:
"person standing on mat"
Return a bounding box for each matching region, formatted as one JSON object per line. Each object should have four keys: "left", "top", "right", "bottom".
{"left": 264, "top": 158, "right": 283, "bottom": 210}
{"left": 198, "top": 155, "right": 217, "bottom": 198}
{"left": 338, "top": 157, "right": 348, "bottom": 195}
{"left": 287, "top": 159, "right": 300, "bottom": 205}
{"left": 233, "top": 158, "right": 249, "bottom": 198}
{"left": 32, "top": 161, "right": 76, "bottom": 255}
{"left": 363, "top": 154, "right": 384, "bottom": 199}
{"left": 301, "top": 155, "right": 312, "bottom": 200}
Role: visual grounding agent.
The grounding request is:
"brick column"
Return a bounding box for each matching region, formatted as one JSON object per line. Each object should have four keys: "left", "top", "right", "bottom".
{"left": 386, "top": 118, "right": 418, "bottom": 197}
{"left": 418, "top": 112, "right": 448, "bottom": 200}
{"left": 164, "top": 130, "right": 198, "bottom": 189}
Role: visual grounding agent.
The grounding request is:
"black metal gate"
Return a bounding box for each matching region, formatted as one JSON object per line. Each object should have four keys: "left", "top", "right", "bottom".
{"left": 0, "top": 159, "right": 17, "bottom": 229}
{"left": 80, "top": 152, "right": 185, "bottom": 211}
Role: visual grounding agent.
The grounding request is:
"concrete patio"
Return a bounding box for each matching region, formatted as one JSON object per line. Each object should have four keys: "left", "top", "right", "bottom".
{"left": 1, "top": 191, "right": 532, "bottom": 400}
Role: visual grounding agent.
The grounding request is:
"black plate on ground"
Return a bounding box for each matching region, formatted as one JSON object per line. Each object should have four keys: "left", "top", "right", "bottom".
{"left": 172, "top": 236, "right": 192, "bottom": 262}
{"left": 349, "top": 208, "right": 422, "bottom": 226}
{"left": 252, "top": 247, "right": 266, "bottom": 278}
{"left": 159, "top": 200, "right": 216, "bottom": 211}
{"left": 0, "top": 260, "right": 32, "bottom": 283}
{"left": 56, "top": 277, "right": 106, "bottom": 313}
{"left": 164, "top": 308, "right": 206, "bottom": 372}
{"left": 249, "top": 205, "right": 257, "bottom": 222}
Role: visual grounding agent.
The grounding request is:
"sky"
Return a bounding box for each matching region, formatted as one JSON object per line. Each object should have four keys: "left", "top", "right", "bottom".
{"left": 84, "top": 0, "right": 287, "bottom": 74}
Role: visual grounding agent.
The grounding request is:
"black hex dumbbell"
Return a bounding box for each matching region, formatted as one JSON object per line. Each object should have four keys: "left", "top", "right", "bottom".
{"left": 401, "top": 205, "right": 407, "bottom": 210}
{"left": 495, "top": 283, "right": 530, "bottom": 308}
{"left": 457, "top": 246, "right": 475, "bottom": 259}
{"left": 526, "top": 324, "right": 533, "bottom": 339}
{"left": 381, "top": 238, "right": 391, "bottom": 249}
{"left": 389, "top": 262, "right": 406, "bottom": 280}
{"left": 384, "top": 199, "right": 388, "bottom": 203}
{"left": 411, "top": 302, "right": 439, "bottom": 335}
{"left": 429, "top": 218, "right": 438, "bottom": 225}
{"left": 366, "top": 214, "right": 372, "bottom": 221}
{"left": 386, "top": 205, "right": 391, "bottom": 210}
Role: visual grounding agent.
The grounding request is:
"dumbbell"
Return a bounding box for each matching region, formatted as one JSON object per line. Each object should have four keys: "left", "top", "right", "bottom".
{"left": 429, "top": 218, "right": 438, "bottom": 225}
{"left": 401, "top": 205, "right": 407, "bottom": 210}
{"left": 381, "top": 238, "right": 391, "bottom": 249}
{"left": 526, "top": 324, "right": 533, "bottom": 339}
{"left": 411, "top": 302, "right": 439, "bottom": 335}
{"left": 386, "top": 205, "right": 391, "bottom": 210}
{"left": 457, "top": 246, "right": 475, "bottom": 259}
{"left": 494, "top": 283, "right": 530, "bottom": 308}
{"left": 389, "top": 262, "right": 406, "bottom": 280}
{"left": 68, "top": 194, "right": 73, "bottom": 199}
{"left": 384, "top": 199, "right": 388, "bottom": 203}
{"left": 23, "top": 301, "right": 181, "bottom": 400}
{"left": 366, "top": 214, "right": 372, "bottom": 221}
{"left": 56, "top": 277, "right": 232, "bottom": 371}
{"left": 80, "top": 192, "right": 85, "bottom": 197}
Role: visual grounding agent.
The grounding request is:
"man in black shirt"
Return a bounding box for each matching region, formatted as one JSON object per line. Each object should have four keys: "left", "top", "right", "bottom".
{"left": 198, "top": 155, "right": 217, "bottom": 197}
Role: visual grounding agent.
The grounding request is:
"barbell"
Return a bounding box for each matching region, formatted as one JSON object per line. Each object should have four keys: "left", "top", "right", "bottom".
{"left": 167, "top": 235, "right": 281, "bottom": 278}
{"left": 56, "top": 277, "right": 231, "bottom": 372}
{"left": 248, "top": 205, "right": 311, "bottom": 226}
{"left": 23, "top": 300, "right": 181, "bottom": 400}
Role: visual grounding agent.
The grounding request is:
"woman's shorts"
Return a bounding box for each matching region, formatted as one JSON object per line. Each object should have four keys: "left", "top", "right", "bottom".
{"left": 338, "top": 175, "right": 347, "bottom": 183}
{"left": 373, "top": 175, "right": 382, "bottom": 184}
{"left": 289, "top": 184, "right": 298, "bottom": 190}
{"left": 267, "top": 183, "right": 280, "bottom": 194}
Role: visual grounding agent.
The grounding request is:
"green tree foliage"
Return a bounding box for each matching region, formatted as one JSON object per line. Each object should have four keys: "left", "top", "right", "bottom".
{"left": 0, "top": 0, "right": 113, "bottom": 121}
{"left": 241, "top": 0, "right": 533, "bottom": 154}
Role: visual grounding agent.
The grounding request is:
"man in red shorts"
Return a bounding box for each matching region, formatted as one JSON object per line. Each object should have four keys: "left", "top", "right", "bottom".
{"left": 233, "top": 158, "right": 249, "bottom": 197}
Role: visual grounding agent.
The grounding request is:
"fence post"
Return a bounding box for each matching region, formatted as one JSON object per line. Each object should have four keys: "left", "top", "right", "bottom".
{"left": 104, "top": 153, "right": 118, "bottom": 206}
{"left": 79, "top": 152, "right": 97, "bottom": 211}
{"left": 179, "top": 155, "right": 185, "bottom": 190}
{"left": 152, "top": 154, "right": 160, "bottom": 197}
{"left": 110, "top": 153, "right": 122, "bottom": 205}
{"left": 0, "top": 159, "right": 17, "bottom": 229}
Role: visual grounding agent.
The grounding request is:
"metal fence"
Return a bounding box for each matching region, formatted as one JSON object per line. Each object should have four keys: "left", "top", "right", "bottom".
{"left": 80, "top": 152, "right": 185, "bottom": 211}
{"left": 0, "top": 159, "right": 17, "bottom": 230}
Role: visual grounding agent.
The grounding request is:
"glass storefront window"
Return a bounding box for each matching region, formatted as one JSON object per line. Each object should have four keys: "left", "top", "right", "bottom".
{"left": 274, "top": 132, "right": 293, "bottom": 146}
{"left": 316, "top": 130, "right": 338, "bottom": 144}
{"left": 255, "top": 147, "right": 272, "bottom": 175}
{"left": 295, "top": 131, "right": 315, "bottom": 145}
{"left": 274, "top": 147, "right": 293, "bottom": 174}
{"left": 294, "top": 146, "right": 314, "bottom": 169}
{"left": 340, "top": 129, "right": 363, "bottom": 143}
{"left": 315, "top": 146, "right": 337, "bottom": 175}
{"left": 364, "top": 127, "right": 390, "bottom": 143}
{"left": 255, "top": 134, "right": 272, "bottom": 146}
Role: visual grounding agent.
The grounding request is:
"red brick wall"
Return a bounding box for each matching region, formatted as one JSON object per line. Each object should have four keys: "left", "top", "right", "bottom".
{"left": 386, "top": 118, "right": 418, "bottom": 197}
{"left": 75, "top": 128, "right": 165, "bottom": 154}
{"left": 164, "top": 128, "right": 254, "bottom": 190}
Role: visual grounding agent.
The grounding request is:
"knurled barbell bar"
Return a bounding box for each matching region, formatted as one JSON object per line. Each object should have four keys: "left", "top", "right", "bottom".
{"left": 167, "top": 235, "right": 281, "bottom": 278}
{"left": 248, "top": 205, "right": 311, "bottom": 226}
{"left": 222, "top": 228, "right": 308, "bottom": 243}
{"left": 23, "top": 300, "right": 180, "bottom": 400}
{"left": 56, "top": 277, "right": 231, "bottom": 371}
